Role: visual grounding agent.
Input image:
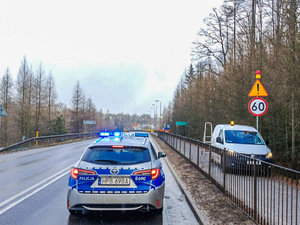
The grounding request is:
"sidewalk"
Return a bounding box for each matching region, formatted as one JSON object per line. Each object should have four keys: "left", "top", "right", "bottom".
{"left": 151, "top": 135, "right": 255, "bottom": 225}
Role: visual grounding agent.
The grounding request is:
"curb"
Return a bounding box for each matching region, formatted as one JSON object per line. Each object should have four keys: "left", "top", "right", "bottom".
{"left": 150, "top": 136, "right": 205, "bottom": 225}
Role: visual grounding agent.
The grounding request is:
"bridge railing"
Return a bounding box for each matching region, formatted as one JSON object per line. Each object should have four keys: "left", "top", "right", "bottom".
{"left": 0, "top": 132, "right": 99, "bottom": 153}
{"left": 158, "top": 131, "right": 300, "bottom": 225}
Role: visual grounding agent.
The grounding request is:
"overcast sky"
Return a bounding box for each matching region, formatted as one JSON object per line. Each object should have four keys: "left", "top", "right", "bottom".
{"left": 0, "top": 0, "right": 223, "bottom": 115}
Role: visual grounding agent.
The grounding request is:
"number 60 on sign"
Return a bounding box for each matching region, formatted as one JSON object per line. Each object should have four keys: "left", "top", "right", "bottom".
{"left": 248, "top": 97, "right": 268, "bottom": 116}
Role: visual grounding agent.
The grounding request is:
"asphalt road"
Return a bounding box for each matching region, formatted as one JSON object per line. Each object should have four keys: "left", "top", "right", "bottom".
{"left": 0, "top": 139, "right": 198, "bottom": 225}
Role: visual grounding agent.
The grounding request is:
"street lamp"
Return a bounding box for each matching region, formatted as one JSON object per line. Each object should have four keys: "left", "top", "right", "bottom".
{"left": 152, "top": 104, "right": 157, "bottom": 127}
{"left": 147, "top": 111, "right": 151, "bottom": 128}
{"left": 151, "top": 107, "right": 155, "bottom": 129}
{"left": 155, "top": 100, "right": 161, "bottom": 129}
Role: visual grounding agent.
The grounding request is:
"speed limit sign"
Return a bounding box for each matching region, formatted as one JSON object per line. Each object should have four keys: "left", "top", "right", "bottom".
{"left": 248, "top": 97, "right": 268, "bottom": 116}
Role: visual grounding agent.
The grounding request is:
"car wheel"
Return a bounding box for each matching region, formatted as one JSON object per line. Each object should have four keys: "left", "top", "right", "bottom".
{"left": 156, "top": 207, "right": 163, "bottom": 214}
{"left": 69, "top": 209, "right": 78, "bottom": 215}
{"left": 69, "top": 209, "right": 88, "bottom": 216}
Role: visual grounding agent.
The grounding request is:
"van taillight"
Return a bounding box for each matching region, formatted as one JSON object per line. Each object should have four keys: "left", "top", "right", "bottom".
{"left": 70, "top": 168, "right": 96, "bottom": 180}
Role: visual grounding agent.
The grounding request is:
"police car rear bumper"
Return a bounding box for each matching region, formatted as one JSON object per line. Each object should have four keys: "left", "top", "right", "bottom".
{"left": 67, "top": 183, "right": 165, "bottom": 211}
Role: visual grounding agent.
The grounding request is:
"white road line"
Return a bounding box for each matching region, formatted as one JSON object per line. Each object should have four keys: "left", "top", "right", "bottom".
{"left": 0, "top": 165, "right": 72, "bottom": 215}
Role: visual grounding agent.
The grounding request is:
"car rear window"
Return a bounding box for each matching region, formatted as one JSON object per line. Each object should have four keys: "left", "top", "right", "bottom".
{"left": 81, "top": 147, "right": 151, "bottom": 165}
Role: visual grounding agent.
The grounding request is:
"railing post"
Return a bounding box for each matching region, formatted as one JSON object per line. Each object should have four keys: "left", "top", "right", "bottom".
{"left": 183, "top": 138, "right": 186, "bottom": 156}
{"left": 223, "top": 151, "right": 226, "bottom": 194}
{"left": 208, "top": 145, "right": 212, "bottom": 178}
{"left": 197, "top": 144, "right": 200, "bottom": 167}
{"left": 172, "top": 135, "right": 174, "bottom": 148}
{"left": 253, "top": 157, "right": 257, "bottom": 222}
{"left": 189, "top": 141, "right": 192, "bottom": 160}
{"left": 179, "top": 137, "right": 181, "bottom": 153}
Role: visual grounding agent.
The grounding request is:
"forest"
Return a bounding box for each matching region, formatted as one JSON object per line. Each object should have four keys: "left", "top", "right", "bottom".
{"left": 163, "top": 0, "right": 300, "bottom": 169}
{"left": 0, "top": 56, "right": 152, "bottom": 148}
{"left": 0, "top": 0, "right": 299, "bottom": 170}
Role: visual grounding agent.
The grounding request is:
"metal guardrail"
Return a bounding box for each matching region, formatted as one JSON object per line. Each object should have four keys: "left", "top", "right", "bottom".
{"left": 0, "top": 132, "right": 99, "bottom": 153}
{"left": 158, "top": 131, "right": 300, "bottom": 225}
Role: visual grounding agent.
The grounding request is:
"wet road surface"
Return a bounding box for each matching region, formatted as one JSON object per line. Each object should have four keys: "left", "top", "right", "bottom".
{"left": 0, "top": 139, "right": 198, "bottom": 225}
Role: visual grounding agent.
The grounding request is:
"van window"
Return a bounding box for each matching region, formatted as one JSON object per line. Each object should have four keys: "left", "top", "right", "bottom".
{"left": 225, "top": 130, "right": 264, "bottom": 145}
{"left": 217, "top": 129, "right": 224, "bottom": 143}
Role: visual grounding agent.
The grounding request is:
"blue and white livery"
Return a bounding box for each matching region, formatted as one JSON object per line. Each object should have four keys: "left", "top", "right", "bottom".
{"left": 67, "top": 132, "right": 166, "bottom": 215}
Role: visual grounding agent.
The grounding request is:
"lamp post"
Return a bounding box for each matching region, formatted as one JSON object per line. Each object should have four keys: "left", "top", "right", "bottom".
{"left": 151, "top": 107, "right": 155, "bottom": 129}
{"left": 155, "top": 100, "right": 161, "bottom": 129}
{"left": 147, "top": 111, "right": 151, "bottom": 128}
{"left": 152, "top": 104, "right": 157, "bottom": 129}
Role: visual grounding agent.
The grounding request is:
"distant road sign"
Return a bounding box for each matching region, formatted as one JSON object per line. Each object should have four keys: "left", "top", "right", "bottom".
{"left": 248, "top": 97, "right": 268, "bottom": 116}
{"left": 175, "top": 121, "right": 188, "bottom": 126}
{"left": 83, "top": 120, "right": 96, "bottom": 125}
{"left": 0, "top": 105, "right": 8, "bottom": 117}
{"left": 248, "top": 80, "right": 268, "bottom": 97}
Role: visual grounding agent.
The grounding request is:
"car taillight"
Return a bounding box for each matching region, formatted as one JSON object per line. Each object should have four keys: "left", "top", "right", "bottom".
{"left": 151, "top": 168, "right": 160, "bottom": 180}
{"left": 133, "top": 168, "right": 160, "bottom": 180}
{"left": 112, "top": 145, "right": 125, "bottom": 148}
{"left": 70, "top": 168, "right": 96, "bottom": 180}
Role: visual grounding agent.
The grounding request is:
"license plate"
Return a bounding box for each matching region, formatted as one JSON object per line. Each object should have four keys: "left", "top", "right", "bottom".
{"left": 99, "top": 177, "right": 130, "bottom": 186}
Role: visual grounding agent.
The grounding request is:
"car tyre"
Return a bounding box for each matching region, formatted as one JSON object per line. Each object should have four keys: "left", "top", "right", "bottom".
{"left": 69, "top": 209, "right": 78, "bottom": 215}
{"left": 156, "top": 207, "right": 163, "bottom": 214}
{"left": 69, "top": 209, "right": 84, "bottom": 216}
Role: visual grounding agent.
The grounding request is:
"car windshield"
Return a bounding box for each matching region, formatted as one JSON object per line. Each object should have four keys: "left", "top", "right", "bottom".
{"left": 81, "top": 147, "right": 151, "bottom": 165}
{"left": 225, "top": 130, "right": 264, "bottom": 145}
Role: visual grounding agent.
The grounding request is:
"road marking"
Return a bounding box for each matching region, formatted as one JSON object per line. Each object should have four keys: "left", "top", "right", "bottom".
{"left": 0, "top": 165, "right": 72, "bottom": 215}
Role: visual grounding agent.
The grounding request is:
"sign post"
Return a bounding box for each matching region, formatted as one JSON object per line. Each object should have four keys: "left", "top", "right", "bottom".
{"left": 248, "top": 70, "right": 268, "bottom": 130}
{"left": 83, "top": 120, "right": 97, "bottom": 133}
{"left": 36, "top": 131, "right": 39, "bottom": 147}
{"left": 175, "top": 121, "right": 188, "bottom": 135}
{"left": 0, "top": 105, "right": 8, "bottom": 145}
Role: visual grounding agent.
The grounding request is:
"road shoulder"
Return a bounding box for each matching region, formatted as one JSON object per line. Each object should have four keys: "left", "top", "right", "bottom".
{"left": 151, "top": 134, "right": 255, "bottom": 225}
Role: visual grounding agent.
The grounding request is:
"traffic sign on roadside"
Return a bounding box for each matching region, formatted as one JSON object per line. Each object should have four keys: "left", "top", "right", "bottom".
{"left": 248, "top": 97, "right": 268, "bottom": 116}
{"left": 0, "top": 105, "right": 8, "bottom": 117}
{"left": 248, "top": 80, "right": 268, "bottom": 97}
{"left": 175, "top": 121, "right": 188, "bottom": 126}
{"left": 83, "top": 120, "right": 96, "bottom": 125}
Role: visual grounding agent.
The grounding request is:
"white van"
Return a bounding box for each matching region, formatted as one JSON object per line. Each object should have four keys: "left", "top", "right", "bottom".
{"left": 209, "top": 122, "right": 273, "bottom": 163}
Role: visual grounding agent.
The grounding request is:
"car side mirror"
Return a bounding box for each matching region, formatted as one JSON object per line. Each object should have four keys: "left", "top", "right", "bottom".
{"left": 216, "top": 137, "right": 223, "bottom": 144}
{"left": 265, "top": 140, "right": 269, "bottom": 146}
{"left": 158, "top": 152, "right": 166, "bottom": 158}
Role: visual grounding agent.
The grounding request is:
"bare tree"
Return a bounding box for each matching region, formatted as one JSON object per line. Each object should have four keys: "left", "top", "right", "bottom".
{"left": 70, "top": 81, "right": 85, "bottom": 133}
{"left": 15, "top": 56, "right": 33, "bottom": 139}
{"left": 0, "top": 68, "right": 14, "bottom": 145}
{"left": 33, "top": 63, "right": 46, "bottom": 133}
{"left": 45, "top": 71, "right": 58, "bottom": 133}
{"left": 84, "top": 97, "right": 97, "bottom": 132}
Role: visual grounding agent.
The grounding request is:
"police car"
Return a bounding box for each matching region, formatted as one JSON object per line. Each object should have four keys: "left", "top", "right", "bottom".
{"left": 67, "top": 131, "right": 166, "bottom": 215}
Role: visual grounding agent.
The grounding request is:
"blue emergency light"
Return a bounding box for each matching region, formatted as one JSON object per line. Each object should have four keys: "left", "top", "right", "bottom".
{"left": 99, "top": 131, "right": 148, "bottom": 138}
{"left": 99, "top": 131, "right": 123, "bottom": 138}
{"left": 135, "top": 132, "right": 149, "bottom": 137}
{"left": 99, "top": 132, "right": 110, "bottom": 137}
